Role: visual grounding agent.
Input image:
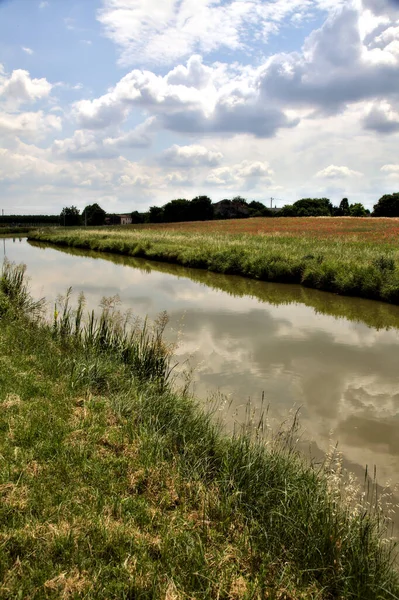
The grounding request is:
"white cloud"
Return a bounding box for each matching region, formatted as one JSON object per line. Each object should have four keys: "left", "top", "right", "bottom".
{"left": 73, "top": 55, "right": 296, "bottom": 137}
{"left": 0, "top": 147, "right": 57, "bottom": 181}
{"left": 162, "top": 144, "right": 223, "bottom": 167}
{"left": 206, "top": 160, "right": 274, "bottom": 188}
{"left": 64, "top": 18, "right": 75, "bottom": 31}
{"left": 52, "top": 130, "right": 113, "bottom": 159}
{"left": 0, "top": 144, "right": 131, "bottom": 191}
{"left": 39, "top": 1, "right": 49, "bottom": 8}
{"left": 119, "top": 159, "right": 154, "bottom": 188}
{"left": 75, "top": 1, "right": 399, "bottom": 142}
{"left": 104, "top": 118, "right": 156, "bottom": 150}
{"left": 381, "top": 164, "right": 399, "bottom": 178}
{"left": 363, "top": 101, "right": 399, "bottom": 133}
{"left": 381, "top": 164, "right": 399, "bottom": 172}
{"left": 53, "top": 118, "right": 155, "bottom": 159}
{"left": 258, "top": 3, "right": 399, "bottom": 115}
{"left": 0, "top": 111, "right": 61, "bottom": 139}
{"left": 97, "top": 0, "right": 319, "bottom": 65}
{"left": 315, "top": 165, "right": 363, "bottom": 179}
{"left": 0, "top": 68, "right": 52, "bottom": 107}
{"left": 165, "top": 172, "right": 192, "bottom": 185}
{"left": 22, "top": 47, "right": 34, "bottom": 55}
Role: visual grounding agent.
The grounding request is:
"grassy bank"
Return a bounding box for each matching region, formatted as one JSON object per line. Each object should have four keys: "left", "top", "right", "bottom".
{"left": 0, "top": 261, "right": 398, "bottom": 598}
{"left": 29, "top": 222, "right": 399, "bottom": 304}
{"left": 29, "top": 240, "right": 399, "bottom": 331}
{"left": 0, "top": 227, "right": 35, "bottom": 236}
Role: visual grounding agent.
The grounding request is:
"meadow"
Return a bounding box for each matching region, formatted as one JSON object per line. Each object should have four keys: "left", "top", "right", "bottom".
{"left": 0, "top": 260, "right": 398, "bottom": 599}
{"left": 128, "top": 216, "right": 399, "bottom": 244}
{"left": 30, "top": 217, "right": 399, "bottom": 304}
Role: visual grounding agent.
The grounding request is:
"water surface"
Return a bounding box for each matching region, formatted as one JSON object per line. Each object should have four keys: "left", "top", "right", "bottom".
{"left": 3, "top": 237, "right": 399, "bottom": 522}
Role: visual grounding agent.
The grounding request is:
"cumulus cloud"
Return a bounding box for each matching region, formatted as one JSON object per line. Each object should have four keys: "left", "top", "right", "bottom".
{"left": 52, "top": 130, "right": 114, "bottom": 160}
{"left": 259, "top": 5, "right": 399, "bottom": 115}
{"left": 52, "top": 119, "right": 154, "bottom": 160}
{"left": 22, "top": 47, "right": 34, "bottom": 55}
{"left": 0, "top": 144, "right": 135, "bottom": 191}
{"left": 381, "top": 164, "right": 399, "bottom": 172}
{"left": 206, "top": 160, "right": 274, "bottom": 189}
{"left": 363, "top": 101, "right": 399, "bottom": 133}
{"left": 73, "top": 55, "right": 297, "bottom": 138}
{"left": 75, "top": 1, "right": 399, "bottom": 141}
{"left": 0, "top": 68, "right": 52, "bottom": 107}
{"left": 0, "top": 147, "right": 57, "bottom": 181}
{"left": 104, "top": 117, "right": 156, "bottom": 150}
{"left": 164, "top": 171, "right": 192, "bottom": 185}
{"left": 118, "top": 159, "right": 154, "bottom": 188}
{"left": 315, "top": 165, "right": 363, "bottom": 179}
{"left": 161, "top": 144, "right": 223, "bottom": 167}
{"left": 381, "top": 164, "right": 399, "bottom": 178}
{"left": 0, "top": 111, "right": 61, "bottom": 139}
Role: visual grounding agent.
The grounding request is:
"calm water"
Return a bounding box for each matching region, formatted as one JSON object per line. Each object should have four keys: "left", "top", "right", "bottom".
{"left": 3, "top": 237, "right": 399, "bottom": 519}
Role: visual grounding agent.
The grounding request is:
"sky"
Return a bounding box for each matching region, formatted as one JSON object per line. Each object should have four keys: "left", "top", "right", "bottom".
{"left": 0, "top": 0, "right": 399, "bottom": 215}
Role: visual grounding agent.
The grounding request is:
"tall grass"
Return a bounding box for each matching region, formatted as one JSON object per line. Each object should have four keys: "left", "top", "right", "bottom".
{"left": 52, "top": 289, "right": 174, "bottom": 390}
{"left": 0, "top": 260, "right": 398, "bottom": 598}
{"left": 29, "top": 226, "right": 399, "bottom": 304}
{"left": 0, "top": 258, "right": 44, "bottom": 319}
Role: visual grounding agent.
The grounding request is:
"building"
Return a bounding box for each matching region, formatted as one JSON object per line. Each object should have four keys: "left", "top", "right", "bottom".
{"left": 105, "top": 214, "right": 133, "bottom": 225}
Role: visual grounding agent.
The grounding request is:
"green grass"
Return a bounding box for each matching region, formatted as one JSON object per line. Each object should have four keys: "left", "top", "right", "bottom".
{"left": 0, "top": 261, "right": 398, "bottom": 599}
{"left": 0, "top": 227, "right": 36, "bottom": 235}
{"left": 29, "top": 226, "right": 399, "bottom": 304}
{"left": 30, "top": 240, "right": 399, "bottom": 331}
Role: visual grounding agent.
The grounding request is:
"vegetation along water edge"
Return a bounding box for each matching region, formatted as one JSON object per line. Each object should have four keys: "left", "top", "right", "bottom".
{"left": 29, "top": 217, "right": 399, "bottom": 304}
{"left": 29, "top": 239, "right": 399, "bottom": 331}
{"left": 0, "top": 260, "right": 398, "bottom": 598}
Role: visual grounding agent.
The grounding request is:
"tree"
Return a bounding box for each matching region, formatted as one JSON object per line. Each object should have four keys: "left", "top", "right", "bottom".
{"left": 278, "top": 204, "right": 297, "bottom": 217}
{"left": 248, "top": 201, "right": 272, "bottom": 217}
{"left": 190, "top": 196, "right": 213, "bottom": 221}
{"left": 349, "top": 203, "right": 368, "bottom": 217}
{"left": 82, "top": 203, "right": 106, "bottom": 226}
{"left": 148, "top": 206, "right": 164, "bottom": 223}
{"left": 163, "top": 199, "right": 191, "bottom": 222}
{"left": 131, "top": 211, "right": 145, "bottom": 224}
{"left": 339, "top": 198, "right": 350, "bottom": 216}
{"left": 373, "top": 193, "right": 399, "bottom": 217}
{"left": 293, "top": 198, "right": 333, "bottom": 216}
{"left": 60, "top": 206, "right": 81, "bottom": 227}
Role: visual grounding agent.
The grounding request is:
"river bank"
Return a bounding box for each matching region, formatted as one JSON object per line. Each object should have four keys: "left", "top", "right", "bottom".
{"left": 0, "top": 260, "right": 398, "bottom": 598}
{"left": 29, "top": 224, "right": 399, "bottom": 304}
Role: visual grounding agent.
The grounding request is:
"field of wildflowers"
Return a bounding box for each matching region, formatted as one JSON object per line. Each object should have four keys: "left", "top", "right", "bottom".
{"left": 132, "top": 216, "right": 399, "bottom": 244}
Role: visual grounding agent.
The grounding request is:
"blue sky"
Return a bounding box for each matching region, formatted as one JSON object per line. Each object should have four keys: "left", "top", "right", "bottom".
{"left": 0, "top": 0, "right": 399, "bottom": 214}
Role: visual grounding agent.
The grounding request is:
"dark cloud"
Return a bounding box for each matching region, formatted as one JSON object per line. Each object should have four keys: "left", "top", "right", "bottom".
{"left": 363, "top": 105, "right": 399, "bottom": 133}
{"left": 161, "top": 104, "right": 298, "bottom": 138}
{"left": 362, "top": 0, "right": 399, "bottom": 16}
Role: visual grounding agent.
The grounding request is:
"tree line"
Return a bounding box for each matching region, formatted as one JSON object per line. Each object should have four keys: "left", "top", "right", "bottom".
{"left": 3, "top": 193, "right": 398, "bottom": 228}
